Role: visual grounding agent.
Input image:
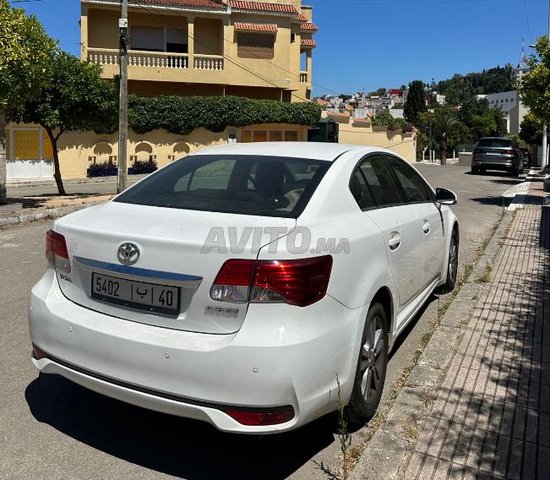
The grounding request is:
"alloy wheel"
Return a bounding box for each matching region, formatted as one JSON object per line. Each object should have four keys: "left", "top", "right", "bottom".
{"left": 360, "top": 315, "right": 385, "bottom": 402}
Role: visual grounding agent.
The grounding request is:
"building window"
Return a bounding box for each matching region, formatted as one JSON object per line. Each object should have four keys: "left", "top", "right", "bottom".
{"left": 237, "top": 33, "right": 275, "bottom": 59}
{"left": 131, "top": 26, "right": 188, "bottom": 53}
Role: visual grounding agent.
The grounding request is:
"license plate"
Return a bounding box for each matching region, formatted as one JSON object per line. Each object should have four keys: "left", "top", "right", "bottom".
{"left": 91, "top": 272, "right": 181, "bottom": 315}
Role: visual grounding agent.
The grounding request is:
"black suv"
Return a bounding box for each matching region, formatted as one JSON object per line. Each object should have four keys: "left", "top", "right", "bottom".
{"left": 471, "top": 137, "right": 524, "bottom": 176}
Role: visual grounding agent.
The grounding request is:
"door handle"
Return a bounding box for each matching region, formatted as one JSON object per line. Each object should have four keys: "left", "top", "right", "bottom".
{"left": 423, "top": 220, "right": 430, "bottom": 234}
{"left": 388, "top": 231, "right": 401, "bottom": 250}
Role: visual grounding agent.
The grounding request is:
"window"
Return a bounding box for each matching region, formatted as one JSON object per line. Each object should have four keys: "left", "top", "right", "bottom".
{"left": 237, "top": 33, "right": 275, "bottom": 59}
{"left": 131, "top": 26, "right": 188, "bottom": 53}
{"left": 385, "top": 156, "right": 431, "bottom": 203}
{"left": 359, "top": 155, "right": 402, "bottom": 207}
{"left": 349, "top": 169, "right": 376, "bottom": 210}
{"left": 115, "top": 155, "right": 331, "bottom": 218}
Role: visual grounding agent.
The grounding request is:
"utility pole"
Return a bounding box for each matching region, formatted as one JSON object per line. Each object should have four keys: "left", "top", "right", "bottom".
{"left": 117, "top": 0, "right": 129, "bottom": 193}
{"left": 544, "top": 0, "right": 550, "bottom": 169}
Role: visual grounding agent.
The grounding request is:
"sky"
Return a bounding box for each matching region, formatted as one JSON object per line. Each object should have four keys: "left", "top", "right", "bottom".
{"left": 11, "top": 0, "right": 550, "bottom": 97}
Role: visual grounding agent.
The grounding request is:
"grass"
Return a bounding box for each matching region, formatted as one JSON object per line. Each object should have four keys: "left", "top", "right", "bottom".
{"left": 475, "top": 263, "right": 493, "bottom": 283}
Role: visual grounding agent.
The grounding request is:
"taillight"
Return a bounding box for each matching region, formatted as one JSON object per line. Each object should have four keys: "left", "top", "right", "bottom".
{"left": 223, "top": 406, "right": 295, "bottom": 426}
{"left": 210, "top": 255, "right": 333, "bottom": 307}
{"left": 45, "top": 229, "right": 71, "bottom": 273}
{"left": 504, "top": 149, "right": 515, "bottom": 155}
{"left": 473, "top": 148, "right": 481, "bottom": 155}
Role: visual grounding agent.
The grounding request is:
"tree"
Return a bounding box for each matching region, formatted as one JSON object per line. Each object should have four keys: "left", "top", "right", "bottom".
{"left": 404, "top": 80, "right": 427, "bottom": 127}
{"left": 0, "top": 0, "right": 57, "bottom": 202}
{"left": 8, "top": 52, "right": 117, "bottom": 195}
{"left": 519, "top": 36, "right": 550, "bottom": 125}
{"left": 419, "top": 107, "right": 460, "bottom": 164}
{"left": 519, "top": 113, "right": 544, "bottom": 146}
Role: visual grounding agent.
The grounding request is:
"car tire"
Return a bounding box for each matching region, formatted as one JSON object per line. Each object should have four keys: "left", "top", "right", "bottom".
{"left": 344, "top": 302, "right": 389, "bottom": 426}
{"left": 471, "top": 166, "right": 479, "bottom": 174}
{"left": 437, "top": 228, "right": 459, "bottom": 294}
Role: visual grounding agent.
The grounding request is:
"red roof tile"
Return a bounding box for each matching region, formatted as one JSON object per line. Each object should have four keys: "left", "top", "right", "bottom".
{"left": 234, "top": 22, "right": 278, "bottom": 33}
{"left": 296, "top": 13, "right": 308, "bottom": 22}
{"left": 227, "top": 1, "right": 298, "bottom": 14}
{"left": 137, "top": 0, "right": 225, "bottom": 8}
{"left": 300, "top": 22, "right": 318, "bottom": 32}
{"left": 301, "top": 38, "right": 317, "bottom": 48}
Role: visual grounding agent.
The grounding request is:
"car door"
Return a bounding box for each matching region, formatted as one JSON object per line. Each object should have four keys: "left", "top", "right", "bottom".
{"left": 384, "top": 154, "right": 445, "bottom": 289}
{"left": 356, "top": 155, "right": 425, "bottom": 309}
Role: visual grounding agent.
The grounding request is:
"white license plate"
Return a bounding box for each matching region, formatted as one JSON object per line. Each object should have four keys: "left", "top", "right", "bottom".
{"left": 91, "top": 272, "right": 180, "bottom": 315}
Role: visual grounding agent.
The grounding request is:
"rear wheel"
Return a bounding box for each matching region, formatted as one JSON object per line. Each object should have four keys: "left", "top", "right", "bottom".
{"left": 344, "top": 303, "right": 389, "bottom": 426}
{"left": 437, "top": 229, "right": 459, "bottom": 294}
{"left": 471, "top": 166, "right": 479, "bottom": 174}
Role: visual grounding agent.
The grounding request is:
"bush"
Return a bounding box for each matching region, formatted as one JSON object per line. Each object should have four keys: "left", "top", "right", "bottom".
{"left": 87, "top": 162, "right": 117, "bottom": 177}
{"left": 129, "top": 159, "right": 158, "bottom": 175}
{"left": 128, "top": 95, "right": 322, "bottom": 135}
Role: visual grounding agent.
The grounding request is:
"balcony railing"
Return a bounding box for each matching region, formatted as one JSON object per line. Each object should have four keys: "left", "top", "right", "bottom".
{"left": 193, "top": 54, "right": 224, "bottom": 71}
{"left": 300, "top": 71, "right": 308, "bottom": 83}
{"left": 87, "top": 48, "right": 192, "bottom": 69}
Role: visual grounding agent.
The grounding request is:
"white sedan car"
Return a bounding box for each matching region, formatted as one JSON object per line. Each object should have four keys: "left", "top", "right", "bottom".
{"left": 29, "top": 142, "right": 458, "bottom": 434}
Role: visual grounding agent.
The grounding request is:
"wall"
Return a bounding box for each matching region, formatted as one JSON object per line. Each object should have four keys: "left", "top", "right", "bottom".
{"left": 337, "top": 123, "right": 417, "bottom": 162}
{"left": 51, "top": 123, "right": 307, "bottom": 180}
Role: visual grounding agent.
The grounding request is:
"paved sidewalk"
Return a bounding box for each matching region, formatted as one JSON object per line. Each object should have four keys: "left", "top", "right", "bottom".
{"left": 404, "top": 176, "right": 550, "bottom": 479}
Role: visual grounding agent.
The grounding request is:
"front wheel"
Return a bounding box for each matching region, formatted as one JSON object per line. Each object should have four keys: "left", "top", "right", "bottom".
{"left": 344, "top": 303, "right": 389, "bottom": 426}
{"left": 437, "top": 229, "right": 459, "bottom": 294}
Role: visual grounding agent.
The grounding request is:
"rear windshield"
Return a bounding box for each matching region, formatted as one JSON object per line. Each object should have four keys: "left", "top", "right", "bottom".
{"left": 477, "top": 138, "right": 512, "bottom": 148}
{"left": 114, "top": 154, "right": 331, "bottom": 218}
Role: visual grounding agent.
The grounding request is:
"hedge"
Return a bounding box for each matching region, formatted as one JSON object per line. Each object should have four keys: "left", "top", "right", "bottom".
{"left": 125, "top": 95, "right": 322, "bottom": 135}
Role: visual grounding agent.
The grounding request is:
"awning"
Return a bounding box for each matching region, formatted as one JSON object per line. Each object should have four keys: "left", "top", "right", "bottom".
{"left": 233, "top": 22, "right": 278, "bottom": 34}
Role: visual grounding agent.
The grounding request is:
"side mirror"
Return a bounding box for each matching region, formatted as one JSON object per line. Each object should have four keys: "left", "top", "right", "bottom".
{"left": 435, "top": 187, "right": 457, "bottom": 205}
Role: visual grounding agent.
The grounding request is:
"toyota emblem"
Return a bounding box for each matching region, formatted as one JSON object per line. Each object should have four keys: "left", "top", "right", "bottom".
{"left": 117, "top": 242, "right": 140, "bottom": 266}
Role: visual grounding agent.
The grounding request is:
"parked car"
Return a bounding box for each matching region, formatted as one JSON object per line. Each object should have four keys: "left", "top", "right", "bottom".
{"left": 519, "top": 147, "right": 532, "bottom": 168}
{"left": 471, "top": 137, "right": 524, "bottom": 176}
{"left": 29, "top": 142, "right": 459, "bottom": 434}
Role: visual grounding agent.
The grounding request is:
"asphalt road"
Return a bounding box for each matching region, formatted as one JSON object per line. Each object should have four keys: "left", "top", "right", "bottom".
{"left": 0, "top": 165, "right": 522, "bottom": 479}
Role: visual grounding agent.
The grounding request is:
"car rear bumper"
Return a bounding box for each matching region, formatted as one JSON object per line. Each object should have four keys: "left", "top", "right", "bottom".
{"left": 28, "top": 270, "right": 362, "bottom": 434}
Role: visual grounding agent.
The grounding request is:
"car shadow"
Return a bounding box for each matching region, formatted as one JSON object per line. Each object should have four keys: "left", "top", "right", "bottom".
{"left": 25, "top": 374, "right": 336, "bottom": 479}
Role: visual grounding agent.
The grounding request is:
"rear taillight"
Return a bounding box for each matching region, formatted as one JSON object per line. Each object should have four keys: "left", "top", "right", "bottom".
{"left": 504, "top": 149, "right": 515, "bottom": 155}
{"left": 473, "top": 148, "right": 481, "bottom": 155}
{"left": 223, "top": 406, "right": 295, "bottom": 426}
{"left": 210, "top": 256, "right": 333, "bottom": 307}
{"left": 45, "top": 229, "right": 71, "bottom": 273}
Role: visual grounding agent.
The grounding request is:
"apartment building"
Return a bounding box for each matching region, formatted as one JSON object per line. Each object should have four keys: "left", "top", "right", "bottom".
{"left": 81, "top": 0, "right": 316, "bottom": 102}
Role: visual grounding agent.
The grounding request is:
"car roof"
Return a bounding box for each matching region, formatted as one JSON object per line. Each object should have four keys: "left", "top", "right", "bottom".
{"left": 190, "top": 142, "right": 386, "bottom": 162}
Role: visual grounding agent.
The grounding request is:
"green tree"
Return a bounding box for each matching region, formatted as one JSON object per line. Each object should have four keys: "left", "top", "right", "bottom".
{"left": 8, "top": 52, "right": 117, "bottom": 195}
{"left": 0, "top": 0, "right": 57, "bottom": 202}
{"left": 519, "top": 113, "right": 544, "bottom": 145}
{"left": 404, "top": 80, "right": 427, "bottom": 127}
{"left": 419, "top": 107, "right": 460, "bottom": 164}
{"left": 519, "top": 36, "right": 550, "bottom": 125}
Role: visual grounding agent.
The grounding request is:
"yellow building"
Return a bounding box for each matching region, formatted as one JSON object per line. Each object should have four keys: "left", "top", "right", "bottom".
{"left": 82, "top": 0, "right": 317, "bottom": 102}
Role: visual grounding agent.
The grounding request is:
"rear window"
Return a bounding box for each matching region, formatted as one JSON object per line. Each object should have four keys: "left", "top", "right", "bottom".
{"left": 114, "top": 155, "right": 331, "bottom": 218}
{"left": 477, "top": 138, "right": 512, "bottom": 148}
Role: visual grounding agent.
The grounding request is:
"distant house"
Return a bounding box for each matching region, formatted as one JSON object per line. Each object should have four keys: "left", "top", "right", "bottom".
{"left": 476, "top": 91, "right": 527, "bottom": 134}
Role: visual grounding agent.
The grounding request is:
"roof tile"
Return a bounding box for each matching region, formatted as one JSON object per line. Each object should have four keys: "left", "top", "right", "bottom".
{"left": 234, "top": 22, "right": 278, "bottom": 33}
{"left": 300, "top": 22, "right": 318, "bottom": 31}
{"left": 137, "top": 0, "right": 225, "bottom": 9}
{"left": 227, "top": 1, "right": 298, "bottom": 14}
{"left": 301, "top": 38, "right": 317, "bottom": 48}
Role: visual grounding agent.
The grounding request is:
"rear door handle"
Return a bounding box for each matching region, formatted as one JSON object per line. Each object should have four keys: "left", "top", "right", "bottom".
{"left": 388, "top": 231, "right": 401, "bottom": 250}
{"left": 423, "top": 220, "right": 430, "bottom": 234}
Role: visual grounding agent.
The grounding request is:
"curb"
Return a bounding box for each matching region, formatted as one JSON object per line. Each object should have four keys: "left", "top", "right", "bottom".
{"left": 0, "top": 202, "right": 103, "bottom": 228}
{"left": 350, "top": 211, "right": 516, "bottom": 480}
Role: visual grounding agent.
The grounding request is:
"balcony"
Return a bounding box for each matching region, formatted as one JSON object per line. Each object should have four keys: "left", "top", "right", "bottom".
{"left": 300, "top": 71, "right": 308, "bottom": 83}
{"left": 88, "top": 48, "right": 190, "bottom": 69}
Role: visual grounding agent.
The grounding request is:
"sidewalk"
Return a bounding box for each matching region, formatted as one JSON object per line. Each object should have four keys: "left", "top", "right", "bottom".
{"left": 353, "top": 172, "right": 549, "bottom": 480}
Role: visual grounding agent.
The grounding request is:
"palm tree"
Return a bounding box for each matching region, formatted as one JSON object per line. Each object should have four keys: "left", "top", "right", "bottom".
{"left": 431, "top": 107, "right": 460, "bottom": 165}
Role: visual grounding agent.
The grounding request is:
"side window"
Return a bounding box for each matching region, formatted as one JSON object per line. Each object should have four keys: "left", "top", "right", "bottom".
{"left": 385, "top": 156, "right": 431, "bottom": 203}
{"left": 173, "top": 159, "right": 235, "bottom": 192}
{"left": 359, "top": 155, "right": 402, "bottom": 207}
{"left": 349, "top": 169, "right": 376, "bottom": 210}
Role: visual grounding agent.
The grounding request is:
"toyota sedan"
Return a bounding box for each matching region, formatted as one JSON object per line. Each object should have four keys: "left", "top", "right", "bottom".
{"left": 29, "top": 142, "right": 458, "bottom": 434}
